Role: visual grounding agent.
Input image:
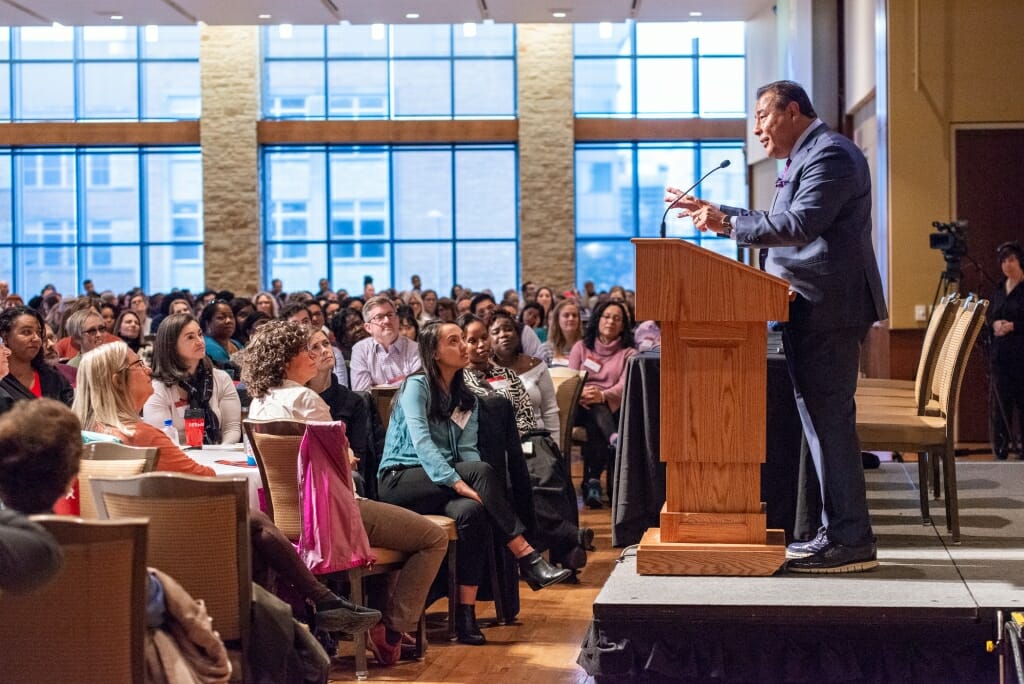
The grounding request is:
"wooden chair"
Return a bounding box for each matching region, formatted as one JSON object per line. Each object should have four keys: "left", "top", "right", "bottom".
{"left": 0, "top": 516, "right": 149, "bottom": 684}
{"left": 549, "top": 367, "right": 586, "bottom": 466}
{"left": 90, "top": 473, "right": 253, "bottom": 682}
{"left": 76, "top": 442, "right": 159, "bottom": 519}
{"left": 244, "top": 418, "right": 441, "bottom": 678}
{"left": 370, "top": 385, "right": 399, "bottom": 433}
{"left": 856, "top": 298, "right": 989, "bottom": 542}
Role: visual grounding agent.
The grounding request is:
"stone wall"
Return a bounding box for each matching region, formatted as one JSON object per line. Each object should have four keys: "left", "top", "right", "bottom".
{"left": 200, "top": 26, "right": 261, "bottom": 294}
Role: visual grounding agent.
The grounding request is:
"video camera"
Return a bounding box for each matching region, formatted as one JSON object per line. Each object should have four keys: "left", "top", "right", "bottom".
{"left": 929, "top": 219, "right": 968, "bottom": 281}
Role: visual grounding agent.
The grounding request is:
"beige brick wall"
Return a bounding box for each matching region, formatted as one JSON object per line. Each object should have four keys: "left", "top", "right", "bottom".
{"left": 517, "top": 25, "right": 576, "bottom": 293}
{"left": 200, "top": 26, "right": 261, "bottom": 294}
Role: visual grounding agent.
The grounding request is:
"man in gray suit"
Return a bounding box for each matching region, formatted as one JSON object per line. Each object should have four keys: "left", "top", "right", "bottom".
{"left": 671, "top": 80, "right": 887, "bottom": 573}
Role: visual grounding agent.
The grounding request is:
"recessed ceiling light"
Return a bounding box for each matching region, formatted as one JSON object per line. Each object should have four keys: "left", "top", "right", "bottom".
{"left": 552, "top": 12, "right": 567, "bottom": 19}
{"left": 405, "top": 13, "right": 420, "bottom": 19}
{"left": 689, "top": 11, "right": 703, "bottom": 17}
{"left": 110, "top": 14, "right": 123, "bottom": 20}
{"left": 258, "top": 13, "right": 271, "bottom": 19}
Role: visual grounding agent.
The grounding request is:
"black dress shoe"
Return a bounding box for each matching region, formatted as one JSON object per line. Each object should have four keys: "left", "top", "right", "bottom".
{"left": 785, "top": 528, "right": 829, "bottom": 560}
{"left": 786, "top": 540, "right": 878, "bottom": 574}
{"left": 578, "top": 526, "right": 596, "bottom": 551}
{"left": 518, "top": 551, "right": 572, "bottom": 590}
{"left": 310, "top": 595, "right": 382, "bottom": 634}
{"left": 454, "top": 604, "right": 486, "bottom": 645}
{"left": 560, "top": 545, "right": 587, "bottom": 570}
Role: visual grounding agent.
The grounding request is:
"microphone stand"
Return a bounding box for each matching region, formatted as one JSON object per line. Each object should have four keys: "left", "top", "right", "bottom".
{"left": 659, "top": 160, "right": 731, "bottom": 238}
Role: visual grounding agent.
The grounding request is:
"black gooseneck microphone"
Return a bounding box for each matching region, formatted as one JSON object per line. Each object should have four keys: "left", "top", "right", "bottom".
{"left": 659, "top": 159, "right": 732, "bottom": 238}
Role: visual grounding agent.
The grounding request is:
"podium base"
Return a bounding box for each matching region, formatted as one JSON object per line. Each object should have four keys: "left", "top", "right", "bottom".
{"left": 636, "top": 527, "right": 787, "bottom": 576}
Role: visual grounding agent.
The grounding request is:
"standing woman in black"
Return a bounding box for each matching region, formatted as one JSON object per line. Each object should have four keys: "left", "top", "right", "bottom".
{"left": 0, "top": 307, "right": 73, "bottom": 406}
{"left": 988, "top": 241, "right": 1024, "bottom": 460}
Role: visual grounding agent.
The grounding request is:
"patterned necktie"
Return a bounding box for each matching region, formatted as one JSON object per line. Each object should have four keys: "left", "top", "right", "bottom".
{"left": 775, "top": 158, "right": 792, "bottom": 188}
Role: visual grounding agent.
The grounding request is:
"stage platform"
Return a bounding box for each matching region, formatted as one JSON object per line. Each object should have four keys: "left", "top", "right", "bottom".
{"left": 579, "top": 461, "right": 1024, "bottom": 682}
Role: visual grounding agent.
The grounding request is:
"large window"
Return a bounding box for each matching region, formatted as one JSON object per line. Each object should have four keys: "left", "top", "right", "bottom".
{"left": 262, "top": 24, "right": 516, "bottom": 120}
{"left": 575, "top": 142, "right": 746, "bottom": 290}
{"left": 262, "top": 145, "right": 518, "bottom": 295}
{"left": 574, "top": 21, "right": 745, "bottom": 118}
{"left": 0, "top": 25, "right": 200, "bottom": 121}
{"left": 0, "top": 148, "right": 204, "bottom": 295}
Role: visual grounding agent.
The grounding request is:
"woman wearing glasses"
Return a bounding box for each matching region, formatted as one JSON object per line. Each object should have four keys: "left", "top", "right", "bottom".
{"left": 0, "top": 306, "right": 74, "bottom": 406}
{"left": 142, "top": 313, "right": 242, "bottom": 445}
{"left": 569, "top": 300, "right": 636, "bottom": 509}
{"left": 63, "top": 308, "right": 109, "bottom": 369}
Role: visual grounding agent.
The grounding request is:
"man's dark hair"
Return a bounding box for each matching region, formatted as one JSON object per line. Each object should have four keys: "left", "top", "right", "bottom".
{"left": 279, "top": 302, "right": 311, "bottom": 321}
{"left": 0, "top": 399, "right": 82, "bottom": 514}
{"left": 756, "top": 80, "right": 817, "bottom": 118}
{"left": 470, "top": 292, "right": 496, "bottom": 315}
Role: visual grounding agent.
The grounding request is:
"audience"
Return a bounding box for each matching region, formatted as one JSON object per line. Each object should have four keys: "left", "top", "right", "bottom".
{"left": 349, "top": 296, "right": 422, "bottom": 391}
{"left": 143, "top": 313, "right": 242, "bottom": 445}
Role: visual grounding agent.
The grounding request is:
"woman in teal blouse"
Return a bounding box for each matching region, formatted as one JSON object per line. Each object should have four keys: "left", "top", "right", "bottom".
{"left": 378, "top": 321, "right": 570, "bottom": 645}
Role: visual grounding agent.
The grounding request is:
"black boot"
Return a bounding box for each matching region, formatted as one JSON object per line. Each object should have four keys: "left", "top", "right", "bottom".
{"left": 454, "top": 604, "right": 486, "bottom": 645}
{"left": 518, "top": 551, "right": 572, "bottom": 591}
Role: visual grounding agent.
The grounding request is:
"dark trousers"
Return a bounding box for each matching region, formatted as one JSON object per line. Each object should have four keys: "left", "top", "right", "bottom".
{"left": 575, "top": 403, "right": 619, "bottom": 486}
{"left": 990, "top": 358, "right": 1024, "bottom": 460}
{"left": 378, "top": 461, "right": 525, "bottom": 587}
{"left": 783, "top": 324, "right": 873, "bottom": 547}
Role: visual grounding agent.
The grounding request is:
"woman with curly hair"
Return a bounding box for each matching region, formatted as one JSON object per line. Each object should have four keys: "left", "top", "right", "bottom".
{"left": 0, "top": 306, "right": 74, "bottom": 406}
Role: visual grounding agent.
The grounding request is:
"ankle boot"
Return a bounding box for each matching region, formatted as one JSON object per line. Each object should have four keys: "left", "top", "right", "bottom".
{"left": 454, "top": 604, "right": 486, "bottom": 645}
{"left": 518, "top": 551, "right": 572, "bottom": 591}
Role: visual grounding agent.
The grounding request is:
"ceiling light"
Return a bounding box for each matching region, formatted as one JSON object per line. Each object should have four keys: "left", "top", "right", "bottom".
{"left": 689, "top": 11, "right": 703, "bottom": 17}
{"left": 405, "top": 13, "right": 420, "bottom": 19}
{"left": 110, "top": 14, "right": 123, "bottom": 21}
{"left": 371, "top": 23, "right": 386, "bottom": 40}
{"left": 552, "top": 12, "right": 567, "bottom": 19}
{"left": 598, "top": 22, "right": 613, "bottom": 39}
{"left": 278, "top": 23, "right": 293, "bottom": 39}
{"left": 462, "top": 22, "right": 477, "bottom": 37}
{"left": 258, "top": 13, "right": 271, "bottom": 19}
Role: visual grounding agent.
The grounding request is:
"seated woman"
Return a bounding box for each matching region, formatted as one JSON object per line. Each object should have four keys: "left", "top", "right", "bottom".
{"left": 539, "top": 298, "right": 583, "bottom": 367}
{"left": 518, "top": 303, "right": 547, "bottom": 343}
{"left": 200, "top": 300, "right": 242, "bottom": 380}
{"left": 142, "top": 313, "right": 242, "bottom": 445}
{"left": 488, "top": 312, "right": 559, "bottom": 436}
{"left": 0, "top": 306, "right": 74, "bottom": 406}
{"left": 569, "top": 301, "right": 636, "bottom": 509}
{"left": 397, "top": 306, "right": 419, "bottom": 342}
{"left": 242, "top": 321, "right": 448, "bottom": 665}
{"left": 113, "top": 309, "right": 145, "bottom": 353}
{"left": 378, "top": 321, "right": 571, "bottom": 646}
{"left": 73, "top": 340, "right": 379, "bottom": 635}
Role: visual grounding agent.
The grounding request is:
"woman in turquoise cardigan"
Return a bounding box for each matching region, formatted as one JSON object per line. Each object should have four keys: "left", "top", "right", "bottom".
{"left": 378, "top": 321, "right": 571, "bottom": 645}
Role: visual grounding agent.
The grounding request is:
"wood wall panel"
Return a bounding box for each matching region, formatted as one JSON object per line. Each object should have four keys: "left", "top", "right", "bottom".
{"left": 0, "top": 122, "right": 200, "bottom": 146}
{"left": 257, "top": 119, "right": 518, "bottom": 145}
{"left": 575, "top": 118, "right": 746, "bottom": 141}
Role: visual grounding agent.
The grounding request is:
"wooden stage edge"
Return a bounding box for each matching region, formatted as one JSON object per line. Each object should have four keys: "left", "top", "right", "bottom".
{"left": 636, "top": 527, "right": 787, "bottom": 576}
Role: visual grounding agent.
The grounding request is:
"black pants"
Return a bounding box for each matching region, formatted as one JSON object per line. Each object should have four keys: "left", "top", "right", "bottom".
{"left": 574, "top": 403, "right": 619, "bottom": 487}
{"left": 991, "top": 359, "right": 1024, "bottom": 460}
{"left": 378, "top": 461, "right": 525, "bottom": 587}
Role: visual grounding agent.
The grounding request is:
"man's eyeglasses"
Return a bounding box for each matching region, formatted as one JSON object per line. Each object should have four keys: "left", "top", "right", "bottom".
{"left": 369, "top": 311, "right": 397, "bottom": 324}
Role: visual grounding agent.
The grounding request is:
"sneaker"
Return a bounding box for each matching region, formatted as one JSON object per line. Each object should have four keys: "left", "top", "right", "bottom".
{"left": 367, "top": 623, "right": 402, "bottom": 666}
{"left": 785, "top": 528, "right": 829, "bottom": 560}
{"left": 786, "top": 540, "right": 878, "bottom": 574}
{"left": 584, "top": 479, "right": 603, "bottom": 509}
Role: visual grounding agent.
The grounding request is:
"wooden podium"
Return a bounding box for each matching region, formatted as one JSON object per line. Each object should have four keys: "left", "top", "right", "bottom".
{"left": 632, "top": 239, "right": 790, "bottom": 576}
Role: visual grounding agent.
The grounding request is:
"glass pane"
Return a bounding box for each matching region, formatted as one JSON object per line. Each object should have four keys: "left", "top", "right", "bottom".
{"left": 265, "top": 151, "right": 326, "bottom": 241}
{"left": 143, "top": 62, "right": 201, "bottom": 119}
{"left": 330, "top": 242, "right": 391, "bottom": 294}
{"left": 698, "top": 22, "right": 745, "bottom": 55}
{"left": 16, "top": 26, "right": 73, "bottom": 60}
{"left": 16, "top": 63, "right": 74, "bottom": 120}
{"left": 697, "top": 236, "right": 739, "bottom": 260}
{"left": 636, "top": 23, "right": 697, "bottom": 55}
{"left": 264, "top": 25, "right": 325, "bottom": 58}
{"left": 147, "top": 244, "right": 204, "bottom": 292}
{"left": 0, "top": 250, "right": 10, "bottom": 293}
{"left": 82, "top": 26, "right": 137, "bottom": 59}
{"left": 83, "top": 152, "right": 139, "bottom": 242}
{"left": 456, "top": 241, "right": 516, "bottom": 295}
{"left": 576, "top": 241, "right": 635, "bottom": 292}
{"left": 574, "top": 23, "right": 632, "bottom": 56}
{"left": 392, "top": 25, "right": 451, "bottom": 57}
{"left": 0, "top": 153, "right": 10, "bottom": 242}
{"left": 454, "top": 60, "right": 514, "bottom": 118}
{"left": 697, "top": 144, "right": 746, "bottom": 207}
{"left": 0, "top": 66, "right": 10, "bottom": 121}
{"left": 699, "top": 58, "right": 745, "bottom": 117}
{"left": 327, "top": 24, "right": 387, "bottom": 57}
{"left": 140, "top": 26, "right": 200, "bottom": 59}
{"left": 17, "top": 152, "right": 76, "bottom": 242}
{"left": 637, "top": 146, "right": 697, "bottom": 238}
{"left": 576, "top": 146, "right": 633, "bottom": 237}
{"left": 81, "top": 62, "right": 138, "bottom": 119}
{"left": 81, "top": 245, "right": 141, "bottom": 293}
{"left": 17, "top": 246, "right": 76, "bottom": 296}
{"left": 395, "top": 242, "right": 451, "bottom": 295}
{"left": 266, "top": 242, "right": 328, "bottom": 292}
{"left": 574, "top": 58, "right": 632, "bottom": 116}
{"left": 393, "top": 149, "right": 451, "bottom": 239}
{"left": 454, "top": 23, "right": 514, "bottom": 57}
{"left": 144, "top": 151, "right": 202, "bottom": 242}
{"left": 0, "top": 28, "right": 10, "bottom": 60}
{"left": 636, "top": 58, "right": 695, "bottom": 117}
{"left": 329, "top": 149, "right": 390, "bottom": 238}
{"left": 392, "top": 60, "right": 451, "bottom": 118}
{"left": 327, "top": 61, "right": 388, "bottom": 118}
{"left": 455, "top": 148, "right": 515, "bottom": 239}
{"left": 264, "top": 61, "right": 326, "bottom": 119}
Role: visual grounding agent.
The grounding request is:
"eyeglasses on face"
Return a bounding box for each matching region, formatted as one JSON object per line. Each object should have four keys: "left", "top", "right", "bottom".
{"left": 82, "top": 326, "right": 105, "bottom": 336}
{"left": 120, "top": 358, "right": 148, "bottom": 373}
{"left": 369, "top": 311, "right": 397, "bottom": 324}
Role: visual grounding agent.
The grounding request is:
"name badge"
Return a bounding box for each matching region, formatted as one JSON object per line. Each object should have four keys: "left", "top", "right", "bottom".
{"left": 521, "top": 440, "right": 534, "bottom": 455}
{"left": 487, "top": 375, "right": 510, "bottom": 391}
{"left": 451, "top": 407, "right": 471, "bottom": 429}
{"left": 583, "top": 356, "right": 603, "bottom": 373}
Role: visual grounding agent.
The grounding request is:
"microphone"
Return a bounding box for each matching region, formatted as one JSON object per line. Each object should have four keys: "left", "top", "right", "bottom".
{"left": 659, "top": 159, "right": 732, "bottom": 238}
